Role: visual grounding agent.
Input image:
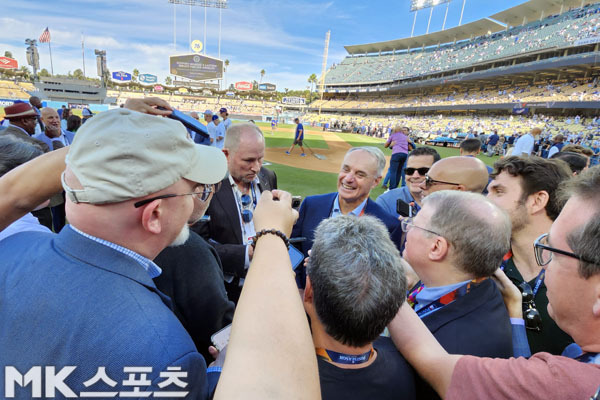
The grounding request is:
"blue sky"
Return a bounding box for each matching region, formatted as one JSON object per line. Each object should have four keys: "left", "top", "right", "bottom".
{"left": 2, "top": 0, "right": 525, "bottom": 90}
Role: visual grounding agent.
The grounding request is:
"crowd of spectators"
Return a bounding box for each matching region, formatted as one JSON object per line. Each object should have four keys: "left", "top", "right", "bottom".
{"left": 1, "top": 96, "right": 600, "bottom": 399}
{"left": 326, "top": 3, "right": 600, "bottom": 85}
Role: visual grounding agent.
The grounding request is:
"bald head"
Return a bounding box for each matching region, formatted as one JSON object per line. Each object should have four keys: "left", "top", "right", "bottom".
{"left": 422, "top": 156, "right": 489, "bottom": 195}
{"left": 223, "top": 122, "right": 264, "bottom": 153}
{"left": 41, "top": 107, "right": 61, "bottom": 138}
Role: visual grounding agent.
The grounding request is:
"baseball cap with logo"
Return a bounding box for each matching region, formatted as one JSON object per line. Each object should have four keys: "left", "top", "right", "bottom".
{"left": 62, "top": 108, "right": 227, "bottom": 204}
{"left": 219, "top": 107, "right": 228, "bottom": 115}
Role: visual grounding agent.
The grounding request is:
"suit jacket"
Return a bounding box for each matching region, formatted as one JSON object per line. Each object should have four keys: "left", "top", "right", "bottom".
{"left": 154, "top": 231, "right": 235, "bottom": 363}
{"left": 0, "top": 226, "right": 209, "bottom": 399}
{"left": 1, "top": 124, "right": 50, "bottom": 152}
{"left": 33, "top": 129, "right": 75, "bottom": 150}
{"left": 416, "top": 278, "right": 513, "bottom": 399}
{"left": 193, "top": 167, "right": 277, "bottom": 302}
{"left": 291, "top": 192, "right": 403, "bottom": 288}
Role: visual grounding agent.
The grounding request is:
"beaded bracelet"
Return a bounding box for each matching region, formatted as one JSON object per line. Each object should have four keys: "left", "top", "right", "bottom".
{"left": 251, "top": 228, "right": 290, "bottom": 249}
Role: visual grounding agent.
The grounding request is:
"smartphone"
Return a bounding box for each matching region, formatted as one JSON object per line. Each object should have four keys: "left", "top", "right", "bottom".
{"left": 158, "top": 107, "right": 209, "bottom": 138}
{"left": 288, "top": 244, "right": 305, "bottom": 271}
{"left": 396, "top": 199, "right": 412, "bottom": 217}
{"left": 211, "top": 324, "right": 232, "bottom": 352}
{"left": 292, "top": 196, "right": 302, "bottom": 210}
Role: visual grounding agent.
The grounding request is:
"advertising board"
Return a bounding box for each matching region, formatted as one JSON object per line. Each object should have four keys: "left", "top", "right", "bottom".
{"left": 170, "top": 54, "right": 223, "bottom": 81}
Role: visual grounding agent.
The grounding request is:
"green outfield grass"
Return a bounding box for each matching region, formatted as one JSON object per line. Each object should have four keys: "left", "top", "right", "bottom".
{"left": 264, "top": 162, "right": 338, "bottom": 199}
{"left": 255, "top": 126, "right": 500, "bottom": 199}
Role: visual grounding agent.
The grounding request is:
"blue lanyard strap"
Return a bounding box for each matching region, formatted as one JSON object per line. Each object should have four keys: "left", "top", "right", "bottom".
{"left": 532, "top": 269, "right": 545, "bottom": 297}
{"left": 316, "top": 348, "right": 374, "bottom": 365}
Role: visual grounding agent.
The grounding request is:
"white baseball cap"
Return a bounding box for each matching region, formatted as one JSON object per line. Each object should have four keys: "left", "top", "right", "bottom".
{"left": 63, "top": 108, "right": 227, "bottom": 204}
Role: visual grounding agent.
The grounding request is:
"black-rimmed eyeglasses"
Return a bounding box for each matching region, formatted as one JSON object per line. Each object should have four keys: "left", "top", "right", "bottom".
{"left": 533, "top": 233, "right": 597, "bottom": 267}
{"left": 400, "top": 218, "right": 441, "bottom": 237}
{"left": 424, "top": 174, "right": 461, "bottom": 188}
{"left": 134, "top": 182, "right": 221, "bottom": 208}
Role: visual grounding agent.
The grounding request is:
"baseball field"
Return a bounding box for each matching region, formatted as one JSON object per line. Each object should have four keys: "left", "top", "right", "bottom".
{"left": 251, "top": 121, "right": 500, "bottom": 200}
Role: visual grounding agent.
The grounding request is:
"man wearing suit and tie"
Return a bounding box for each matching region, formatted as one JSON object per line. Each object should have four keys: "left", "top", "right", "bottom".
{"left": 292, "top": 146, "right": 402, "bottom": 289}
{"left": 194, "top": 122, "right": 277, "bottom": 304}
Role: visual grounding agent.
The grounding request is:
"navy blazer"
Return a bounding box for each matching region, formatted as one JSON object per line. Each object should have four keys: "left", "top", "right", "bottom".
{"left": 291, "top": 192, "right": 402, "bottom": 288}
{"left": 416, "top": 278, "right": 513, "bottom": 399}
{"left": 0, "top": 226, "right": 209, "bottom": 399}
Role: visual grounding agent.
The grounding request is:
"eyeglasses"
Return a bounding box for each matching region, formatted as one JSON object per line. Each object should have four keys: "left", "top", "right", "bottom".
{"left": 533, "top": 233, "right": 597, "bottom": 267}
{"left": 133, "top": 182, "right": 221, "bottom": 208}
{"left": 400, "top": 218, "right": 441, "bottom": 236}
{"left": 424, "top": 174, "right": 461, "bottom": 188}
{"left": 405, "top": 167, "right": 430, "bottom": 176}
{"left": 240, "top": 193, "right": 254, "bottom": 223}
{"left": 518, "top": 281, "right": 543, "bottom": 331}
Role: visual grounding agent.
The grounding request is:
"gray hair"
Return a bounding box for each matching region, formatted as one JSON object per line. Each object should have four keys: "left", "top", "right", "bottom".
{"left": 0, "top": 136, "right": 44, "bottom": 178}
{"left": 346, "top": 146, "right": 386, "bottom": 177}
{"left": 223, "top": 122, "right": 264, "bottom": 153}
{"left": 423, "top": 190, "right": 511, "bottom": 278}
{"left": 307, "top": 215, "right": 407, "bottom": 347}
{"left": 559, "top": 166, "right": 600, "bottom": 278}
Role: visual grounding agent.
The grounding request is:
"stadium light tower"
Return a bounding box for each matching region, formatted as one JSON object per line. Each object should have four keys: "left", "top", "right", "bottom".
{"left": 409, "top": 0, "right": 452, "bottom": 36}
{"left": 169, "top": 0, "right": 228, "bottom": 57}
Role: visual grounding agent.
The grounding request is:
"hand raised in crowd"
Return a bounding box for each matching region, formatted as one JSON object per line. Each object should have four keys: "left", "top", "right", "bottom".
{"left": 492, "top": 268, "right": 523, "bottom": 319}
{"left": 253, "top": 190, "right": 299, "bottom": 237}
{"left": 124, "top": 97, "right": 173, "bottom": 116}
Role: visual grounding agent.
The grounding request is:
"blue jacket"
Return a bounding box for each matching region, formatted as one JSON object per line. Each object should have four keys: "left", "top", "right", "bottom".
{"left": 376, "top": 186, "right": 420, "bottom": 218}
{"left": 0, "top": 226, "right": 208, "bottom": 399}
{"left": 32, "top": 129, "right": 75, "bottom": 150}
{"left": 291, "top": 192, "right": 402, "bottom": 288}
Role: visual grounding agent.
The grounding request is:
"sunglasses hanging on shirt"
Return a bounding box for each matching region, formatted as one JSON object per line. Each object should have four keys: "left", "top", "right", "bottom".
{"left": 240, "top": 194, "right": 253, "bottom": 223}
{"left": 518, "top": 281, "right": 543, "bottom": 332}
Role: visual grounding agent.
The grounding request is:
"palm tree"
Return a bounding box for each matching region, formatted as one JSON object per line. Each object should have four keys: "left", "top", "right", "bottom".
{"left": 132, "top": 68, "right": 139, "bottom": 83}
{"left": 308, "top": 73, "right": 318, "bottom": 102}
{"left": 260, "top": 69, "right": 265, "bottom": 84}
{"left": 165, "top": 76, "right": 173, "bottom": 85}
{"left": 4, "top": 51, "right": 13, "bottom": 58}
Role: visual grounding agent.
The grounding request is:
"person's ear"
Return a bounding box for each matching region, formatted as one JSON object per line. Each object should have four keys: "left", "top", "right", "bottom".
{"left": 140, "top": 200, "right": 163, "bottom": 235}
{"left": 428, "top": 236, "right": 449, "bottom": 262}
{"left": 372, "top": 176, "right": 382, "bottom": 188}
{"left": 304, "top": 276, "right": 314, "bottom": 304}
{"left": 528, "top": 191, "right": 549, "bottom": 215}
{"left": 592, "top": 276, "right": 600, "bottom": 318}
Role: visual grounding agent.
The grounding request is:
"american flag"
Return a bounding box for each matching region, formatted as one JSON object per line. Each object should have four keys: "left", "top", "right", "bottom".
{"left": 39, "top": 27, "right": 51, "bottom": 43}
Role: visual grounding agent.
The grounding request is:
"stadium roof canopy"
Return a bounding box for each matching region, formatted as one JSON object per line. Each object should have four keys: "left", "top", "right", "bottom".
{"left": 344, "top": 0, "right": 598, "bottom": 55}
{"left": 490, "top": 0, "right": 597, "bottom": 27}
{"left": 344, "top": 18, "right": 505, "bottom": 55}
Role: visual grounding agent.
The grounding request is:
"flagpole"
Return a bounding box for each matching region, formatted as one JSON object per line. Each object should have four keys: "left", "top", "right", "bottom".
{"left": 48, "top": 41, "right": 54, "bottom": 75}
{"left": 82, "top": 34, "right": 86, "bottom": 78}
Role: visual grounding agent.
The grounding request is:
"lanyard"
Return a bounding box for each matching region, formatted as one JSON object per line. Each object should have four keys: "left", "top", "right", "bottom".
{"left": 408, "top": 278, "right": 487, "bottom": 317}
{"left": 500, "top": 251, "right": 545, "bottom": 297}
{"left": 531, "top": 269, "right": 545, "bottom": 297}
{"left": 316, "top": 347, "right": 374, "bottom": 365}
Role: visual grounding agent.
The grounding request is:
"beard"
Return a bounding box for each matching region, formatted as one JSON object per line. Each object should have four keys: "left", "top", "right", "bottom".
{"left": 169, "top": 224, "right": 190, "bottom": 247}
{"left": 509, "top": 202, "right": 529, "bottom": 237}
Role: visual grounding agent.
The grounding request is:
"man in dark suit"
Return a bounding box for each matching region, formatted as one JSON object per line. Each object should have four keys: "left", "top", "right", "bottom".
{"left": 292, "top": 146, "right": 402, "bottom": 288}
{"left": 1, "top": 102, "right": 49, "bottom": 152}
{"left": 402, "top": 190, "right": 513, "bottom": 399}
{"left": 194, "top": 122, "right": 277, "bottom": 304}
